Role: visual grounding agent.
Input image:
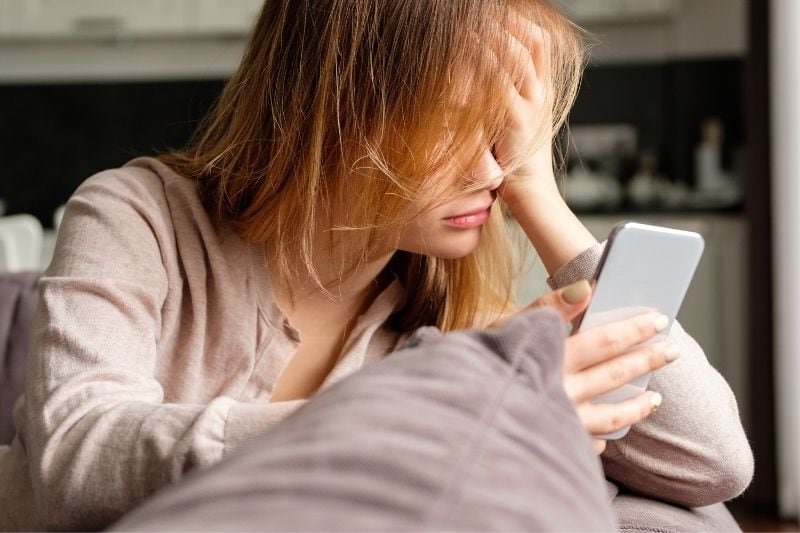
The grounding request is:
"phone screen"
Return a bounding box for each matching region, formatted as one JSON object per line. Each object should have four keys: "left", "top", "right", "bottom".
{"left": 575, "top": 221, "right": 705, "bottom": 439}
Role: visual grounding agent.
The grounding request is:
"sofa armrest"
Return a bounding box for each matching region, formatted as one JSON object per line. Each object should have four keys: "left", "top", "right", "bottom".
{"left": 0, "top": 272, "right": 39, "bottom": 445}
{"left": 613, "top": 491, "right": 741, "bottom": 532}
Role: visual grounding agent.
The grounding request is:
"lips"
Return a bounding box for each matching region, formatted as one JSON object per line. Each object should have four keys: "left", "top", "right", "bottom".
{"left": 442, "top": 203, "right": 493, "bottom": 229}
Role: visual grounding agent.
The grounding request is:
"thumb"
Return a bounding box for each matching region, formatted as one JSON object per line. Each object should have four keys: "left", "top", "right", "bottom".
{"left": 528, "top": 279, "right": 592, "bottom": 323}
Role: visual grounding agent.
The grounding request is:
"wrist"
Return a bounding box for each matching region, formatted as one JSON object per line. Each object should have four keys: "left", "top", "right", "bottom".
{"left": 504, "top": 181, "right": 598, "bottom": 277}
{"left": 501, "top": 176, "right": 563, "bottom": 216}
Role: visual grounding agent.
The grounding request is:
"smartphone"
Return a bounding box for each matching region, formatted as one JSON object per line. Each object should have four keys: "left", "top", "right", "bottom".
{"left": 573, "top": 221, "right": 705, "bottom": 440}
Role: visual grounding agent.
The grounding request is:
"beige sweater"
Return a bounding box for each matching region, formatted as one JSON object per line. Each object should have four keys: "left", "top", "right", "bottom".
{"left": 0, "top": 157, "right": 753, "bottom": 530}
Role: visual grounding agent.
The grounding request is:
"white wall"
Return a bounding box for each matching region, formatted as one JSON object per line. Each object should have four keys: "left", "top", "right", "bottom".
{"left": 771, "top": 0, "right": 800, "bottom": 519}
{"left": 577, "top": 0, "right": 747, "bottom": 63}
{"left": 0, "top": 0, "right": 747, "bottom": 83}
{"left": 0, "top": 38, "right": 246, "bottom": 83}
{"left": 0, "top": 0, "right": 255, "bottom": 83}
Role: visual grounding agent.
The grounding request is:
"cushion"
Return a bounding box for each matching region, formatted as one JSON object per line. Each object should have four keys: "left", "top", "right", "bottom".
{"left": 113, "top": 308, "right": 616, "bottom": 531}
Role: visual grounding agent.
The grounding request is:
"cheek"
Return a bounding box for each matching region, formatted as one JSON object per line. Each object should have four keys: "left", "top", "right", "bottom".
{"left": 397, "top": 210, "right": 442, "bottom": 248}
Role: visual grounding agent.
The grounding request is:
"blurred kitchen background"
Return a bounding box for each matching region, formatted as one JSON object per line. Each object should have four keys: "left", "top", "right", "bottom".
{"left": 0, "top": 0, "right": 797, "bottom": 529}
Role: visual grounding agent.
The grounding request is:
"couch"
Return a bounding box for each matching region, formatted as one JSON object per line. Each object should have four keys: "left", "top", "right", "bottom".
{"left": 0, "top": 272, "right": 742, "bottom": 531}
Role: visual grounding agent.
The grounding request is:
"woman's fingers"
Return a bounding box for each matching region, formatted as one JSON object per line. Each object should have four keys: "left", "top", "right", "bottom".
{"left": 510, "top": 17, "right": 550, "bottom": 77}
{"left": 592, "top": 439, "right": 607, "bottom": 455}
{"left": 482, "top": 35, "right": 529, "bottom": 116}
{"left": 564, "top": 341, "right": 680, "bottom": 404}
{"left": 507, "top": 16, "right": 551, "bottom": 102}
{"left": 577, "top": 391, "right": 662, "bottom": 436}
{"left": 484, "top": 16, "right": 548, "bottom": 105}
{"left": 527, "top": 279, "right": 592, "bottom": 323}
{"left": 563, "top": 311, "right": 670, "bottom": 374}
{"left": 500, "top": 32, "right": 539, "bottom": 101}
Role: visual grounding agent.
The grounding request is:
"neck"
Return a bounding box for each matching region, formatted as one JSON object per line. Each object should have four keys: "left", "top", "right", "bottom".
{"left": 267, "top": 241, "right": 396, "bottom": 326}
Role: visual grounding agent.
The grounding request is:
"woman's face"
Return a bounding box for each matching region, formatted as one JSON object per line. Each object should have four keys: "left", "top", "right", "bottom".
{"left": 396, "top": 148, "right": 504, "bottom": 259}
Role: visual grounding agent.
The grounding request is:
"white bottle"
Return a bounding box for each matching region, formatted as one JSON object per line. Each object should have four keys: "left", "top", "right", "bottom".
{"left": 693, "top": 117, "right": 738, "bottom": 205}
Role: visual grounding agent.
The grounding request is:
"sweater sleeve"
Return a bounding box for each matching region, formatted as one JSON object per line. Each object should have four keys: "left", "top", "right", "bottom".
{"left": 547, "top": 242, "right": 754, "bottom": 507}
{"left": 23, "top": 171, "right": 305, "bottom": 530}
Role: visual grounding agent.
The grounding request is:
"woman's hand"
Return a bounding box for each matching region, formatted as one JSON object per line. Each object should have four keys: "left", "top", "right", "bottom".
{"left": 522, "top": 279, "right": 680, "bottom": 455}
{"left": 486, "top": 18, "right": 598, "bottom": 276}
{"left": 490, "top": 16, "right": 559, "bottom": 209}
{"left": 486, "top": 17, "right": 679, "bottom": 454}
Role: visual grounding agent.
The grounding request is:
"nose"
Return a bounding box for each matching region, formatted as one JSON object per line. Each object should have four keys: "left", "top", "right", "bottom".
{"left": 469, "top": 149, "right": 504, "bottom": 191}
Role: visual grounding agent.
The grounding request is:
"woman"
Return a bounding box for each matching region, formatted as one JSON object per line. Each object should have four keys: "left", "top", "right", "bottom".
{"left": 0, "top": 0, "right": 752, "bottom": 530}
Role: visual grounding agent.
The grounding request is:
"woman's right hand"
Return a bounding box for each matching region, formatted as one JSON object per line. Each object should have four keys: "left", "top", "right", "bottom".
{"left": 526, "top": 279, "right": 681, "bottom": 455}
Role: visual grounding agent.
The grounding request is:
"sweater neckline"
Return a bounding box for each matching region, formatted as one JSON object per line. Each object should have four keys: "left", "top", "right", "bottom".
{"left": 246, "top": 244, "right": 406, "bottom": 342}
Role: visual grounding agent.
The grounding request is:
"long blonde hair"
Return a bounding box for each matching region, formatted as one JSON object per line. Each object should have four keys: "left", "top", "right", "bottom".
{"left": 158, "top": 0, "right": 584, "bottom": 332}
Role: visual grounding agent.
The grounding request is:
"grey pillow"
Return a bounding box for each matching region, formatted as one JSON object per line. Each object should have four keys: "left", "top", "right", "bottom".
{"left": 113, "top": 308, "right": 616, "bottom": 531}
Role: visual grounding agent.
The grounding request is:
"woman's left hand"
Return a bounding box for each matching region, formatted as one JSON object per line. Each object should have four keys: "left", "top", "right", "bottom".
{"left": 491, "top": 17, "right": 561, "bottom": 211}
{"left": 487, "top": 17, "right": 598, "bottom": 276}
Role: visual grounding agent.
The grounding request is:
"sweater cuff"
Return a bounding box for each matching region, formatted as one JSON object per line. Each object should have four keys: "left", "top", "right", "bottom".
{"left": 547, "top": 241, "right": 607, "bottom": 290}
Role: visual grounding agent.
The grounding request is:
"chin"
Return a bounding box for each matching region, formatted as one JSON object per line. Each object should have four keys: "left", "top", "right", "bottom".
{"left": 396, "top": 220, "right": 485, "bottom": 259}
{"left": 425, "top": 228, "right": 483, "bottom": 259}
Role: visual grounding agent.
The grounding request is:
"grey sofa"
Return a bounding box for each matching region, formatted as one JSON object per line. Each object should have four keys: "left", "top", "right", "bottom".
{"left": 0, "top": 272, "right": 742, "bottom": 531}
{"left": 0, "top": 271, "right": 38, "bottom": 445}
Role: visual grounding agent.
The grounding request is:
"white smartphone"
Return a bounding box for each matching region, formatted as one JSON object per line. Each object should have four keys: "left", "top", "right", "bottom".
{"left": 573, "top": 221, "right": 705, "bottom": 440}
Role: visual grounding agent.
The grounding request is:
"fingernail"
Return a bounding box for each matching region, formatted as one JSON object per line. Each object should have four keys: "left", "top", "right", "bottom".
{"left": 653, "top": 314, "right": 670, "bottom": 332}
{"left": 562, "top": 279, "right": 590, "bottom": 305}
{"left": 650, "top": 392, "right": 662, "bottom": 412}
{"left": 664, "top": 343, "right": 681, "bottom": 362}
